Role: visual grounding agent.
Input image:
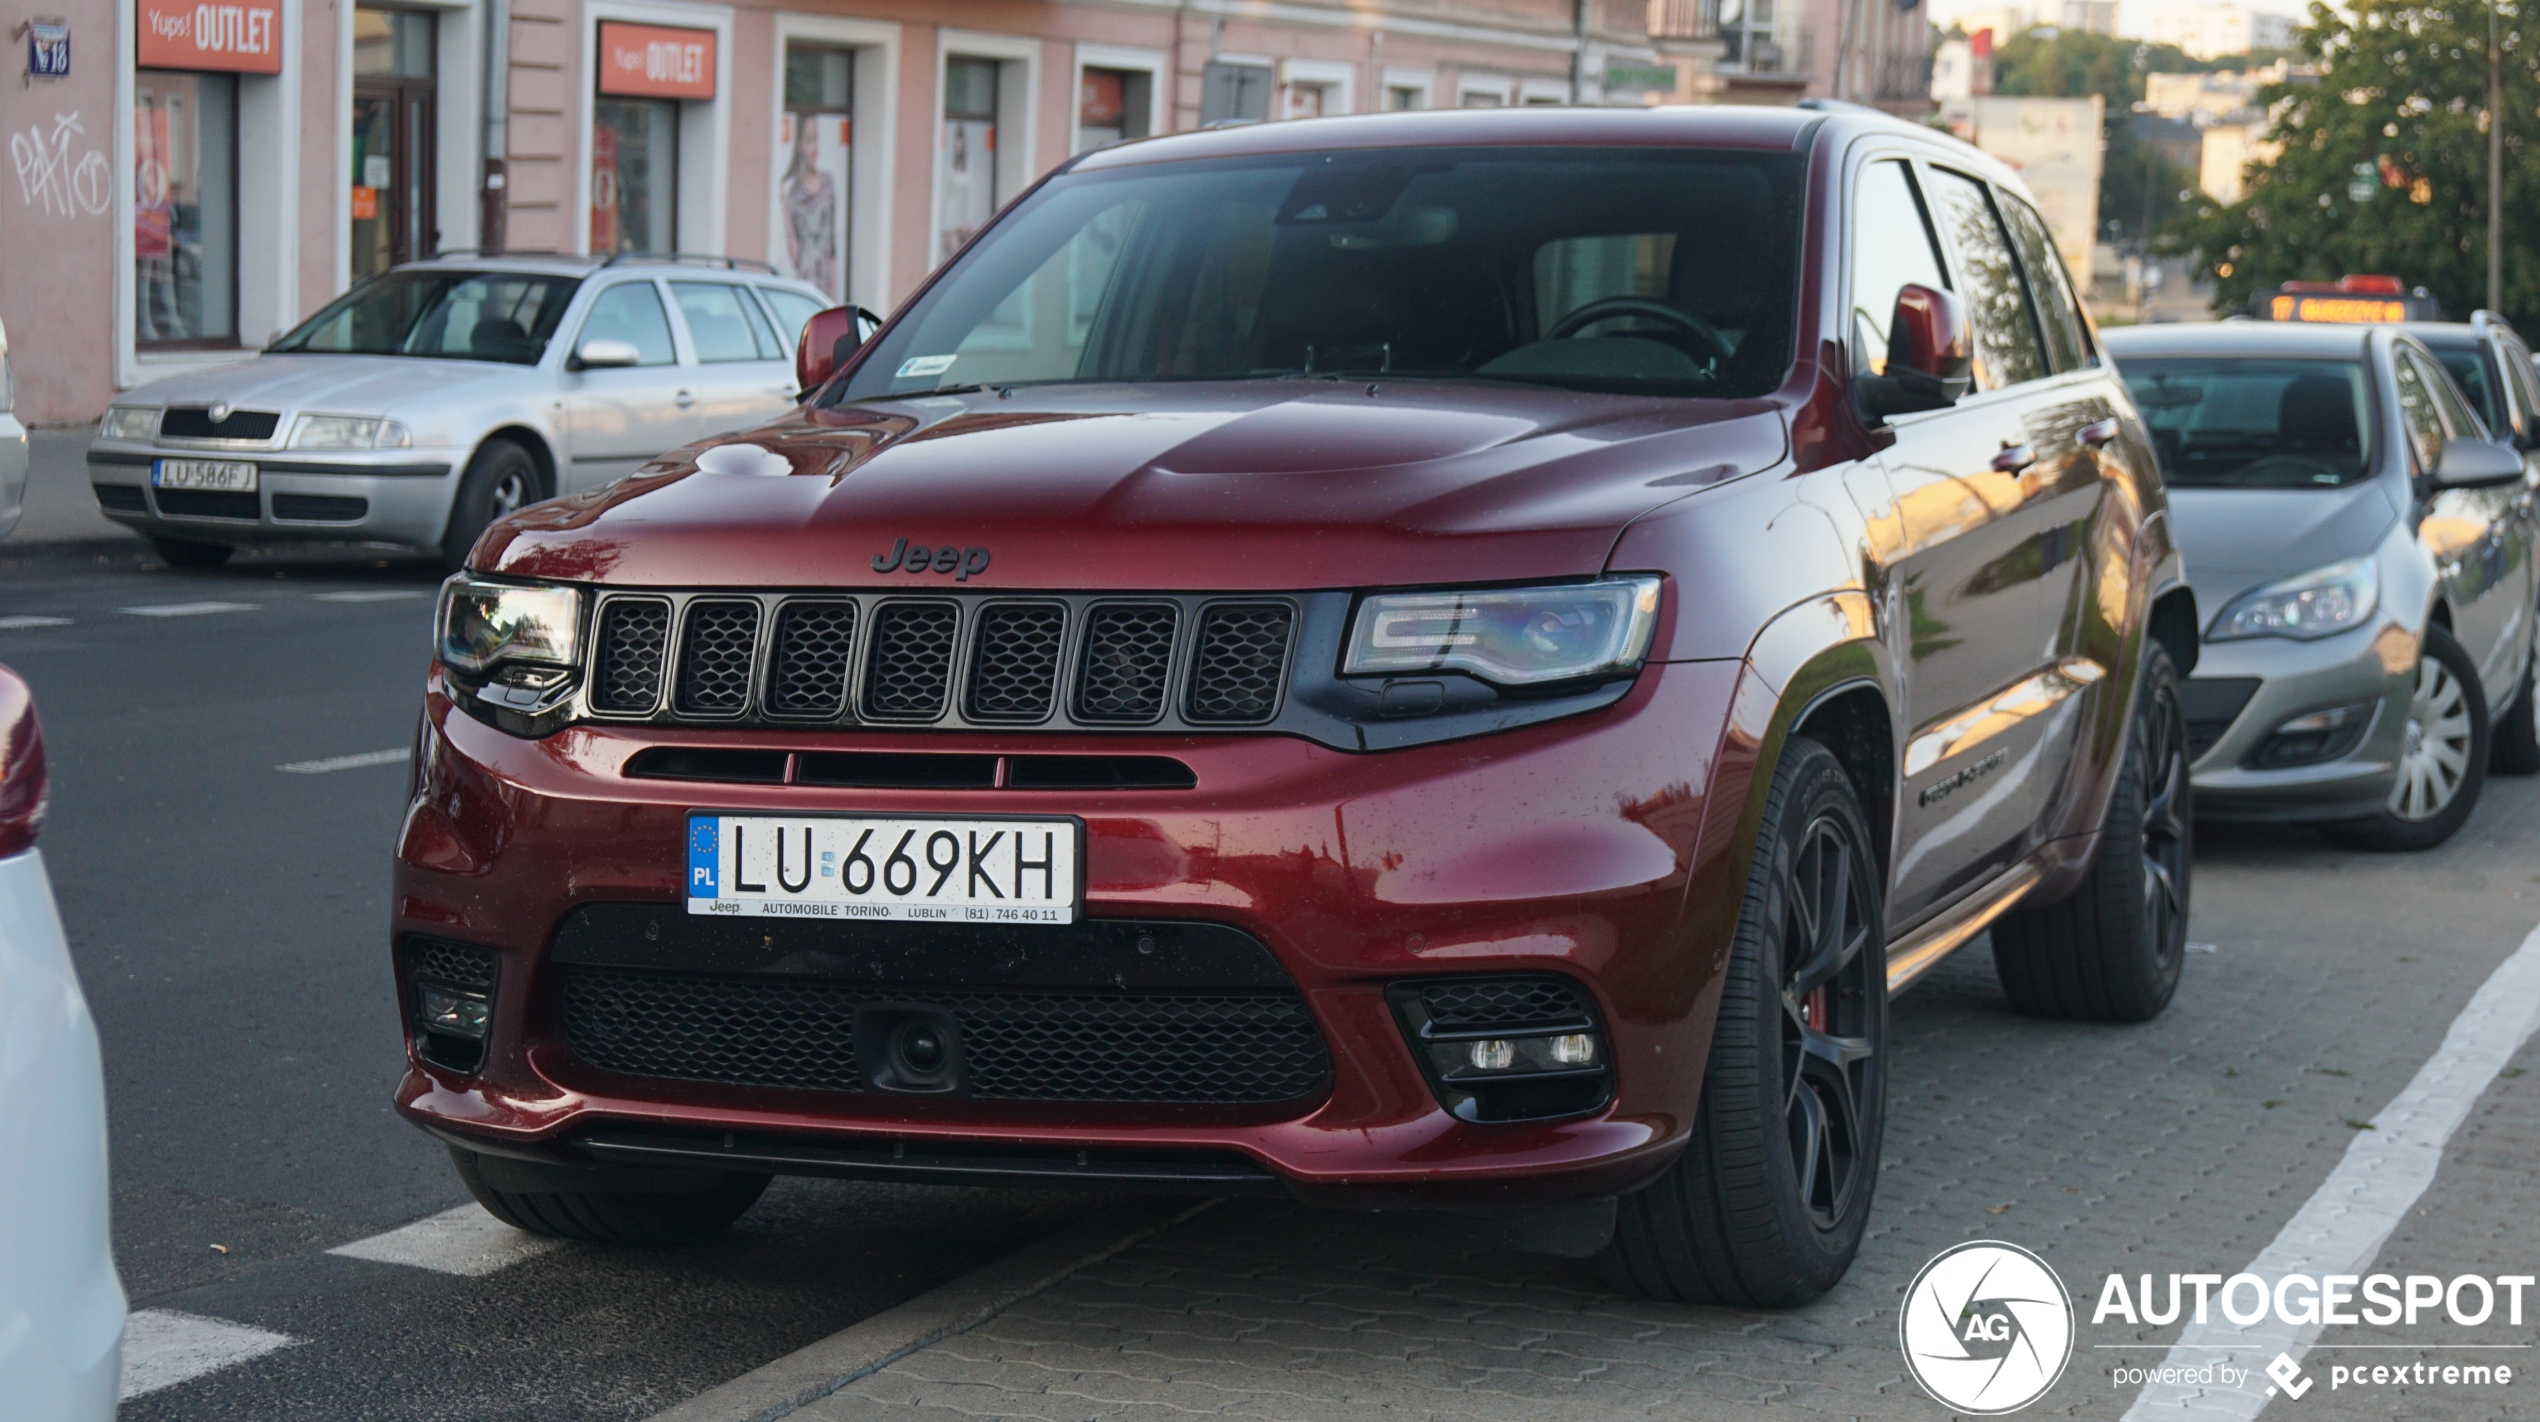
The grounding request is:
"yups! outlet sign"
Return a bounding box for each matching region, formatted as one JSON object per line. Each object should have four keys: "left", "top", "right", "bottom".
{"left": 597, "top": 21, "right": 716, "bottom": 100}
{"left": 137, "top": 0, "right": 281, "bottom": 73}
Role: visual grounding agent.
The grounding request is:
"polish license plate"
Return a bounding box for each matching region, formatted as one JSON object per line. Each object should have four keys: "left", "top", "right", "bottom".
{"left": 153, "top": 458, "right": 258, "bottom": 492}
{"left": 686, "top": 814, "right": 1081, "bottom": 923}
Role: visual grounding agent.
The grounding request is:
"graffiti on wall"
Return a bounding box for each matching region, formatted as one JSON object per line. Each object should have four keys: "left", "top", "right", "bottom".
{"left": 12, "top": 111, "right": 113, "bottom": 217}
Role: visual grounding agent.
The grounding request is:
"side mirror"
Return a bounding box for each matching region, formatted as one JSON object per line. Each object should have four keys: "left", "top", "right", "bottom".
{"left": 1859, "top": 284, "right": 1974, "bottom": 420}
{"left": 797, "top": 306, "right": 882, "bottom": 395}
{"left": 570, "top": 338, "right": 642, "bottom": 371}
{"left": 2432, "top": 436, "right": 2526, "bottom": 488}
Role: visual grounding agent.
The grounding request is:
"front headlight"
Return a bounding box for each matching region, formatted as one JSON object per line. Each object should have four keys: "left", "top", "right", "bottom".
{"left": 2208, "top": 556, "right": 2379, "bottom": 641}
{"left": 1345, "top": 576, "right": 1663, "bottom": 685}
{"left": 290, "top": 414, "right": 412, "bottom": 449}
{"left": 99, "top": 406, "right": 160, "bottom": 440}
{"left": 437, "top": 575, "right": 582, "bottom": 675}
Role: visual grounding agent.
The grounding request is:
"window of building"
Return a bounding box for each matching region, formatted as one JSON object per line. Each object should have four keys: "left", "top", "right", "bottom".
{"left": 351, "top": 7, "right": 438, "bottom": 279}
{"left": 1921, "top": 167, "right": 2046, "bottom": 390}
{"left": 939, "top": 56, "right": 1001, "bottom": 262}
{"left": 1458, "top": 87, "right": 1506, "bottom": 107}
{"left": 1719, "top": 0, "right": 1783, "bottom": 72}
{"left": 1077, "top": 68, "right": 1151, "bottom": 152}
{"left": 1385, "top": 85, "right": 1424, "bottom": 111}
{"left": 1284, "top": 82, "right": 1331, "bottom": 118}
{"left": 780, "top": 44, "right": 853, "bottom": 300}
{"left": 592, "top": 98, "right": 678, "bottom": 254}
{"left": 1200, "top": 62, "right": 1272, "bottom": 124}
{"left": 135, "top": 70, "right": 239, "bottom": 347}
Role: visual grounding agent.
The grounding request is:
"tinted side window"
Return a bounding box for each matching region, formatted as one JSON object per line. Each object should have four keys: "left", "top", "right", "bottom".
{"left": 2392, "top": 352, "right": 2448, "bottom": 468}
{"left": 2425, "top": 350, "right": 2490, "bottom": 440}
{"left": 1922, "top": 168, "right": 2047, "bottom": 390}
{"left": 1998, "top": 195, "right": 2091, "bottom": 373}
{"left": 2432, "top": 347, "right": 2501, "bottom": 434}
{"left": 1847, "top": 159, "right": 1950, "bottom": 379}
{"left": 579, "top": 282, "right": 677, "bottom": 366}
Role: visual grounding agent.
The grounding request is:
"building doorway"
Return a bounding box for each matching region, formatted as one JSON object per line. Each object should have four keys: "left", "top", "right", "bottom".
{"left": 351, "top": 7, "right": 437, "bottom": 277}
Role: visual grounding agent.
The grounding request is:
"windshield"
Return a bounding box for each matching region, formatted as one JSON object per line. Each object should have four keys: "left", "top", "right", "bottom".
{"left": 272, "top": 270, "right": 584, "bottom": 365}
{"left": 834, "top": 147, "right": 1803, "bottom": 404}
{"left": 2122, "top": 357, "right": 2375, "bottom": 488}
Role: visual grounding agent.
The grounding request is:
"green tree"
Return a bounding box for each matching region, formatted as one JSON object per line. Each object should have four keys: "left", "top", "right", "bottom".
{"left": 2164, "top": 0, "right": 2537, "bottom": 323}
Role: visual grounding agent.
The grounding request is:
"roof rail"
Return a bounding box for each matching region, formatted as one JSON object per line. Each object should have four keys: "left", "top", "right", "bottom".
{"left": 416, "top": 248, "right": 591, "bottom": 262}
{"left": 598, "top": 251, "right": 781, "bottom": 274}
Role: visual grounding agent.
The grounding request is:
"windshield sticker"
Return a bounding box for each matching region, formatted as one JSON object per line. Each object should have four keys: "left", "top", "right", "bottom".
{"left": 895, "top": 355, "right": 958, "bottom": 379}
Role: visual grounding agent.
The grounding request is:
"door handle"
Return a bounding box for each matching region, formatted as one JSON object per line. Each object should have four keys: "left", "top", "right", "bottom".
{"left": 2078, "top": 417, "right": 2122, "bottom": 448}
{"left": 675, "top": 390, "right": 695, "bottom": 408}
{"left": 1991, "top": 443, "right": 2035, "bottom": 473}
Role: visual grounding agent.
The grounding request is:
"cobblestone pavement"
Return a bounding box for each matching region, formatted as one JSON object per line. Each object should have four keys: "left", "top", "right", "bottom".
{"left": 791, "top": 777, "right": 2540, "bottom": 1422}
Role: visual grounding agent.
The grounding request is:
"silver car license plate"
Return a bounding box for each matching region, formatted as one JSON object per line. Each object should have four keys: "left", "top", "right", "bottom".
{"left": 686, "top": 814, "right": 1082, "bottom": 923}
{"left": 153, "top": 458, "right": 257, "bottom": 492}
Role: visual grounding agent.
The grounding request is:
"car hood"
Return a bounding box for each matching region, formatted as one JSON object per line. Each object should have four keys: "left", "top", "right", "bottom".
{"left": 121, "top": 354, "right": 528, "bottom": 416}
{"left": 482, "top": 381, "right": 1789, "bottom": 590}
{"left": 2168, "top": 479, "right": 2400, "bottom": 614}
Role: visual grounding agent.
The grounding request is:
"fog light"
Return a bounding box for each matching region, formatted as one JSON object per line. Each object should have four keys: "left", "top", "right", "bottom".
{"left": 1549, "top": 1033, "right": 1598, "bottom": 1066}
{"left": 1468, "top": 1039, "right": 1517, "bottom": 1071}
{"left": 418, "top": 987, "right": 490, "bottom": 1039}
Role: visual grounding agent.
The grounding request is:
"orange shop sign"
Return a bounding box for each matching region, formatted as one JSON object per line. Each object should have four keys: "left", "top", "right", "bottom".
{"left": 137, "top": 0, "right": 283, "bottom": 74}
{"left": 597, "top": 22, "right": 715, "bottom": 100}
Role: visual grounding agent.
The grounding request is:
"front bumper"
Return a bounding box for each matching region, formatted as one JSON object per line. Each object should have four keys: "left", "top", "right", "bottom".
{"left": 392, "top": 657, "right": 1743, "bottom": 1208}
{"left": 2184, "top": 618, "right": 2417, "bottom": 822}
{"left": 88, "top": 442, "right": 457, "bottom": 548}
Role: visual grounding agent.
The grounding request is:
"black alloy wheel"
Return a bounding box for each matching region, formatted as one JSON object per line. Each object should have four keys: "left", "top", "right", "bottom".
{"left": 1993, "top": 643, "right": 2190, "bottom": 1022}
{"left": 1780, "top": 811, "right": 1881, "bottom": 1235}
{"left": 1600, "top": 737, "right": 1887, "bottom": 1307}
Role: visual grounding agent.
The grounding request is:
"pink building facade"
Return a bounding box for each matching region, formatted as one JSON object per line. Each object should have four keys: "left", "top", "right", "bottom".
{"left": 1, "top": 0, "right": 1923, "bottom": 426}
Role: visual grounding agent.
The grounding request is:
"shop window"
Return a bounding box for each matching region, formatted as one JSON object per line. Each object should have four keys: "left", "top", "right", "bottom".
{"left": 1385, "top": 85, "right": 1425, "bottom": 111}
{"left": 593, "top": 98, "right": 678, "bottom": 255}
{"left": 351, "top": 7, "right": 438, "bottom": 278}
{"left": 939, "top": 57, "right": 1001, "bottom": 263}
{"left": 780, "top": 44, "right": 853, "bottom": 301}
{"left": 135, "top": 71, "right": 239, "bottom": 347}
{"left": 1076, "top": 68, "right": 1151, "bottom": 152}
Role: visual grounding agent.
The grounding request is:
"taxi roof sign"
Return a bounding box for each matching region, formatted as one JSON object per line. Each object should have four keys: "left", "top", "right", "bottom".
{"left": 2258, "top": 275, "right": 2439, "bottom": 323}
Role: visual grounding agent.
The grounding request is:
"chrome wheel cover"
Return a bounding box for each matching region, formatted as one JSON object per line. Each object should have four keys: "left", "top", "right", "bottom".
{"left": 2389, "top": 652, "right": 2473, "bottom": 821}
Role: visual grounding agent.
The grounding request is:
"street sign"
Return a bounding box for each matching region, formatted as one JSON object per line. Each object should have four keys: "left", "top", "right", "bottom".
{"left": 25, "top": 17, "right": 69, "bottom": 77}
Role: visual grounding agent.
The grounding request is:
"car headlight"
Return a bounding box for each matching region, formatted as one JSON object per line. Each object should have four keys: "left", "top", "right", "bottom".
{"left": 1344, "top": 576, "right": 1663, "bottom": 685}
{"left": 99, "top": 406, "right": 159, "bottom": 440}
{"left": 437, "top": 576, "right": 582, "bottom": 676}
{"left": 2208, "top": 556, "right": 2380, "bottom": 641}
{"left": 290, "top": 414, "right": 412, "bottom": 449}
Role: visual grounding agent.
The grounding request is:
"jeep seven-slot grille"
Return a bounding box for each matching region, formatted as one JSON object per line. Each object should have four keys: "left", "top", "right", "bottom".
{"left": 558, "top": 969, "right": 1331, "bottom": 1104}
{"left": 585, "top": 592, "right": 1295, "bottom": 731}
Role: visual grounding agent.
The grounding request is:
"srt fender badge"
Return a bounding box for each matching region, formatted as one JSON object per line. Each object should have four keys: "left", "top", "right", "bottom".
{"left": 872, "top": 539, "right": 991, "bottom": 580}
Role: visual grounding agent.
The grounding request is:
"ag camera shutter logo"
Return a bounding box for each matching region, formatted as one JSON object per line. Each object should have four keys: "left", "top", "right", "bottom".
{"left": 1900, "top": 1241, "right": 2076, "bottom": 1413}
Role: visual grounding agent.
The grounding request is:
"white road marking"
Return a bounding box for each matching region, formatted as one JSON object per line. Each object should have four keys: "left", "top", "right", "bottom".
{"left": 2124, "top": 922, "right": 2540, "bottom": 1419}
{"left": 0, "top": 615, "right": 72, "bottom": 629}
{"left": 120, "top": 601, "right": 259, "bottom": 618}
{"left": 276, "top": 748, "right": 408, "bottom": 774}
{"left": 326, "top": 1204, "right": 566, "bottom": 1277}
{"left": 313, "top": 590, "right": 427, "bottom": 602}
{"left": 120, "top": 1309, "right": 295, "bottom": 1400}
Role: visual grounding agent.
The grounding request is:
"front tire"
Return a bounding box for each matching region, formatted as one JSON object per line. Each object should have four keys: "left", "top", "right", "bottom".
{"left": 451, "top": 1148, "right": 769, "bottom": 1246}
{"left": 440, "top": 438, "right": 542, "bottom": 573}
{"left": 1598, "top": 737, "right": 1885, "bottom": 1307}
{"left": 1991, "top": 643, "right": 2190, "bottom": 1023}
{"left": 2488, "top": 631, "right": 2539, "bottom": 776}
{"left": 2326, "top": 624, "right": 2489, "bottom": 851}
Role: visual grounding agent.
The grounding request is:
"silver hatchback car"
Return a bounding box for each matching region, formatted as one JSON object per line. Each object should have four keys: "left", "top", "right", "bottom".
{"left": 87, "top": 255, "right": 835, "bottom": 569}
{"left": 2102, "top": 320, "right": 2540, "bottom": 850}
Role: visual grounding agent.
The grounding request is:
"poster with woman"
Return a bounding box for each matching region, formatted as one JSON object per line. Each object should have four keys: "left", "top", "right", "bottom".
{"left": 777, "top": 112, "right": 849, "bottom": 301}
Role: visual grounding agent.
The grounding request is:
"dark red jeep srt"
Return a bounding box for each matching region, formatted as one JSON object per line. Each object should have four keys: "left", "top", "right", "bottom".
{"left": 396, "top": 104, "right": 2195, "bottom": 1304}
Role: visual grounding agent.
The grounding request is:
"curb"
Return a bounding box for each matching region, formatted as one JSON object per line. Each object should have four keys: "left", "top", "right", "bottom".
{"left": 640, "top": 1199, "right": 1214, "bottom": 1422}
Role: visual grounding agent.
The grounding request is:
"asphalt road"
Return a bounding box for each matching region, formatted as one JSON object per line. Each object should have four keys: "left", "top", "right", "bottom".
{"left": 1, "top": 539, "right": 1107, "bottom": 1420}
{"left": 7, "top": 530, "right": 2538, "bottom": 1421}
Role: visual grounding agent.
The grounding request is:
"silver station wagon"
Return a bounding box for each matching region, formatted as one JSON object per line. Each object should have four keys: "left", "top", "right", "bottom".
{"left": 87, "top": 255, "right": 836, "bottom": 569}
